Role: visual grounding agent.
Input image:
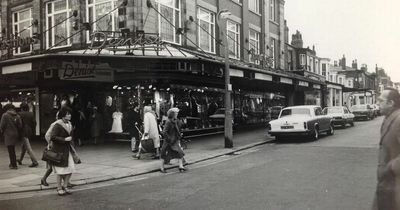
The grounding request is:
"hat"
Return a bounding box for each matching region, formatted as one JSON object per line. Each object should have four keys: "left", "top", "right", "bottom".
{"left": 170, "top": 107, "right": 179, "bottom": 112}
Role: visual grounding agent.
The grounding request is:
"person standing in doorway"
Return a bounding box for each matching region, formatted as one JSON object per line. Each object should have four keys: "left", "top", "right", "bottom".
{"left": 0, "top": 104, "right": 23, "bottom": 170}
{"left": 17, "top": 102, "right": 38, "bottom": 167}
{"left": 373, "top": 88, "right": 400, "bottom": 210}
{"left": 126, "top": 102, "right": 141, "bottom": 153}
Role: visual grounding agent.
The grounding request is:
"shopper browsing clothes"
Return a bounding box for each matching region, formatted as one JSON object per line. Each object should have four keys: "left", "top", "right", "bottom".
{"left": 136, "top": 106, "right": 160, "bottom": 159}
{"left": 50, "top": 107, "right": 76, "bottom": 196}
{"left": 17, "top": 103, "right": 38, "bottom": 167}
{"left": 0, "top": 104, "right": 23, "bottom": 169}
{"left": 160, "top": 108, "right": 187, "bottom": 173}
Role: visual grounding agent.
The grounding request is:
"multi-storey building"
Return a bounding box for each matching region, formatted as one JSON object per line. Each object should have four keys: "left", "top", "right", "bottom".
{"left": 0, "top": 0, "right": 324, "bottom": 136}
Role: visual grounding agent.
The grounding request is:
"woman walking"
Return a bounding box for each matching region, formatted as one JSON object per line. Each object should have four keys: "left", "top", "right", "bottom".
{"left": 17, "top": 103, "right": 38, "bottom": 167}
{"left": 160, "top": 108, "right": 187, "bottom": 173}
{"left": 50, "top": 107, "right": 76, "bottom": 196}
{"left": 136, "top": 106, "right": 160, "bottom": 159}
{"left": 0, "top": 104, "right": 23, "bottom": 170}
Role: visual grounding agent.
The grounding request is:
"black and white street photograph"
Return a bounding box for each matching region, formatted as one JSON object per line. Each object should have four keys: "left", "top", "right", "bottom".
{"left": 0, "top": 0, "right": 399, "bottom": 209}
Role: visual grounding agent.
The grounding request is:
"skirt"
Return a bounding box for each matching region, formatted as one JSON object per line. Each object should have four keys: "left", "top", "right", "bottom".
{"left": 53, "top": 152, "right": 76, "bottom": 175}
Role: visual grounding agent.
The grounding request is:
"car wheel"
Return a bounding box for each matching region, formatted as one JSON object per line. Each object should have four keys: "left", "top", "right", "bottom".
{"left": 350, "top": 120, "right": 354, "bottom": 127}
{"left": 327, "top": 124, "right": 334, "bottom": 135}
{"left": 275, "top": 136, "right": 282, "bottom": 141}
{"left": 341, "top": 122, "right": 346, "bottom": 128}
{"left": 311, "top": 127, "right": 319, "bottom": 141}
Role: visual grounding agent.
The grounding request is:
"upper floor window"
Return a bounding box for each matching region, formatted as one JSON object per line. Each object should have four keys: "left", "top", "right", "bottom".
{"left": 86, "top": 0, "right": 118, "bottom": 40}
{"left": 227, "top": 20, "right": 240, "bottom": 59}
{"left": 339, "top": 77, "right": 343, "bottom": 84}
{"left": 329, "top": 75, "right": 333, "bottom": 82}
{"left": 46, "top": 0, "right": 72, "bottom": 49}
{"left": 322, "top": 63, "right": 327, "bottom": 76}
{"left": 270, "top": 38, "right": 275, "bottom": 68}
{"left": 249, "top": 0, "right": 260, "bottom": 14}
{"left": 270, "top": 0, "right": 275, "bottom": 21}
{"left": 197, "top": 8, "right": 215, "bottom": 53}
{"left": 13, "top": 8, "right": 32, "bottom": 54}
{"left": 248, "top": 30, "right": 260, "bottom": 64}
{"left": 300, "top": 54, "right": 306, "bottom": 66}
{"left": 157, "top": 0, "right": 181, "bottom": 44}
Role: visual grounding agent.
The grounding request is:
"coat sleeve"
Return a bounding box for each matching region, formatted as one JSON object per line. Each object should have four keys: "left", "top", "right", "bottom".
{"left": 162, "top": 121, "right": 172, "bottom": 143}
{"left": 50, "top": 124, "right": 68, "bottom": 142}
{"left": 390, "top": 117, "right": 400, "bottom": 175}
{"left": 0, "top": 115, "right": 5, "bottom": 134}
{"left": 143, "top": 113, "right": 150, "bottom": 134}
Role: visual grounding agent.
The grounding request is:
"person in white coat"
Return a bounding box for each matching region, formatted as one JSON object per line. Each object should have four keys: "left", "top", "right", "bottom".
{"left": 136, "top": 106, "right": 160, "bottom": 159}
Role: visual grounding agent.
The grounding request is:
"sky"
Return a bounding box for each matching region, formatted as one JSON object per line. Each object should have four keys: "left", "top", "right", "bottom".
{"left": 285, "top": 0, "right": 400, "bottom": 82}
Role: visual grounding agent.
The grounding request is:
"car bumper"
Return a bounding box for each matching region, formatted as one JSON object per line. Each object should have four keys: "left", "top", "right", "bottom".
{"left": 332, "top": 119, "right": 346, "bottom": 125}
{"left": 268, "top": 130, "right": 312, "bottom": 136}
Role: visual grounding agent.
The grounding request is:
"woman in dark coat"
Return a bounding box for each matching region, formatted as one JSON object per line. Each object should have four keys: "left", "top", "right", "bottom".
{"left": 0, "top": 104, "right": 23, "bottom": 169}
{"left": 160, "top": 108, "right": 187, "bottom": 173}
{"left": 50, "top": 107, "right": 75, "bottom": 196}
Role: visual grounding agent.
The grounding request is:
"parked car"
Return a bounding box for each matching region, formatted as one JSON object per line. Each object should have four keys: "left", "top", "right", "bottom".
{"left": 372, "top": 104, "right": 380, "bottom": 117}
{"left": 209, "top": 108, "right": 247, "bottom": 126}
{"left": 322, "top": 106, "right": 355, "bottom": 128}
{"left": 268, "top": 105, "right": 334, "bottom": 141}
{"left": 270, "top": 106, "right": 284, "bottom": 120}
{"left": 350, "top": 104, "right": 374, "bottom": 120}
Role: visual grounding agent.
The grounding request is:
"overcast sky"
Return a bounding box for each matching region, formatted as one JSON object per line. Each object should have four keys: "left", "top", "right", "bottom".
{"left": 285, "top": 0, "right": 400, "bottom": 82}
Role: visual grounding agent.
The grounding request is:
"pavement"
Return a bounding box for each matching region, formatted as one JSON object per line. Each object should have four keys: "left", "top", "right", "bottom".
{"left": 0, "top": 126, "right": 271, "bottom": 194}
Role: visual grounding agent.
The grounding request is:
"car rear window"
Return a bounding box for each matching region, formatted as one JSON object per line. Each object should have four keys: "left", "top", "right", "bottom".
{"left": 280, "top": 108, "right": 310, "bottom": 117}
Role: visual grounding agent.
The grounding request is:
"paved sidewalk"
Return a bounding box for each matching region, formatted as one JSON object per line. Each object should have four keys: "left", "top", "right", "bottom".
{"left": 0, "top": 127, "right": 271, "bottom": 194}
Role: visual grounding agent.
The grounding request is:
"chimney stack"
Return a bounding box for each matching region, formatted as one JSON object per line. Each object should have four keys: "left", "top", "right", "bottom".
{"left": 352, "top": 59, "right": 358, "bottom": 69}
{"left": 341, "top": 54, "right": 346, "bottom": 70}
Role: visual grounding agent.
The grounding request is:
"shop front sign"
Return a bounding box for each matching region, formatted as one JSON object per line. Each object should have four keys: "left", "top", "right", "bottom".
{"left": 59, "top": 60, "right": 114, "bottom": 82}
{"left": 2, "top": 63, "right": 32, "bottom": 74}
{"left": 0, "top": 36, "right": 34, "bottom": 51}
{"left": 88, "top": 31, "right": 166, "bottom": 52}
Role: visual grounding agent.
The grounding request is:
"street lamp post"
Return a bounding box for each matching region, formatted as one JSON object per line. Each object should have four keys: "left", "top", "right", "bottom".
{"left": 217, "top": 10, "right": 233, "bottom": 148}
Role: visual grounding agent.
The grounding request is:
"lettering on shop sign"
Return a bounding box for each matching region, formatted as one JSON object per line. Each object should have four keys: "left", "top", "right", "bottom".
{"left": 60, "top": 60, "right": 96, "bottom": 80}
{"left": 88, "top": 31, "right": 167, "bottom": 52}
{"left": 0, "top": 36, "right": 35, "bottom": 50}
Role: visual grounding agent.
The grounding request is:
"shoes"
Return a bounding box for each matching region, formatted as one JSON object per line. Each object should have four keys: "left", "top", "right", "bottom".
{"left": 132, "top": 149, "right": 139, "bottom": 153}
{"left": 29, "top": 162, "right": 39, "bottom": 168}
{"left": 62, "top": 187, "right": 72, "bottom": 194}
{"left": 160, "top": 168, "right": 167, "bottom": 173}
{"left": 135, "top": 154, "right": 141, "bottom": 159}
{"left": 57, "top": 188, "right": 66, "bottom": 196}
{"left": 17, "top": 160, "right": 22, "bottom": 165}
{"left": 178, "top": 167, "right": 187, "bottom": 173}
{"left": 152, "top": 156, "right": 160, "bottom": 160}
{"left": 9, "top": 164, "right": 18, "bottom": 170}
{"left": 41, "top": 179, "right": 49, "bottom": 186}
{"left": 67, "top": 183, "right": 76, "bottom": 188}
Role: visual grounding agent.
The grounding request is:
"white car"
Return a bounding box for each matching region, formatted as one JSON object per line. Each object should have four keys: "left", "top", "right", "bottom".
{"left": 322, "top": 106, "right": 355, "bottom": 128}
{"left": 268, "top": 105, "right": 334, "bottom": 141}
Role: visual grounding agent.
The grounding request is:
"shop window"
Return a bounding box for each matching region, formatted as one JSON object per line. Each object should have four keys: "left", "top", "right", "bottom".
{"left": 46, "top": 0, "right": 72, "bottom": 49}
{"left": 157, "top": 0, "right": 181, "bottom": 44}
{"left": 227, "top": 20, "right": 240, "bottom": 59}
{"left": 249, "top": 29, "right": 260, "bottom": 64}
{"left": 197, "top": 8, "right": 215, "bottom": 53}
{"left": 13, "top": 8, "right": 32, "bottom": 54}
{"left": 86, "top": 0, "right": 118, "bottom": 41}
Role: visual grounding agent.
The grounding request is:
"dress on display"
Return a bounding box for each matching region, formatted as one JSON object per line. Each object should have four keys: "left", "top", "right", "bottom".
{"left": 109, "top": 112, "right": 123, "bottom": 133}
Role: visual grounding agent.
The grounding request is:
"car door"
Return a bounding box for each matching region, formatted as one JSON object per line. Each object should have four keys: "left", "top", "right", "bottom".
{"left": 315, "top": 107, "right": 329, "bottom": 130}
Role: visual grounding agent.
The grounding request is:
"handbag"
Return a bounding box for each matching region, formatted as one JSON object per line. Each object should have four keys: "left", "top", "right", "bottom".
{"left": 42, "top": 148, "right": 62, "bottom": 164}
{"left": 140, "top": 136, "right": 155, "bottom": 153}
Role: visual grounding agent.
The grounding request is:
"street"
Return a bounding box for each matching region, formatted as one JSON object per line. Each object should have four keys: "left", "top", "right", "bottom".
{"left": 0, "top": 117, "right": 382, "bottom": 210}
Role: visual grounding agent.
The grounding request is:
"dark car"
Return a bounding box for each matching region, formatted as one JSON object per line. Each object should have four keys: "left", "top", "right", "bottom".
{"left": 350, "top": 104, "right": 374, "bottom": 120}
{"left": 270, "top": 106, "right": 284, "bottom": 120}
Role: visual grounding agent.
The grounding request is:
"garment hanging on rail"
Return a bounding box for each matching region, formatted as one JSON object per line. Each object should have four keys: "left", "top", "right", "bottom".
{"left": 109, "top": 111, "right": 123, "bottom": 133}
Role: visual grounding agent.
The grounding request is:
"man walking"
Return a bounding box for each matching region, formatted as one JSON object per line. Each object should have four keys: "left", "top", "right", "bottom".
{"left": 17, "top": 102, "right": 39, "bottom": 167}
{"left": 373, "top": 88, "right": 400, "bottom": 210}
{"left": 126, "top": 103, "right": 142, "bottom": 153}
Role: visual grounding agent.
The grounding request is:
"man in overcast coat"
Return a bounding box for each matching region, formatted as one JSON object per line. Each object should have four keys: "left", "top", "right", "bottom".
{"left": 373, "top": 88, "right": 400, "bottom": 210}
